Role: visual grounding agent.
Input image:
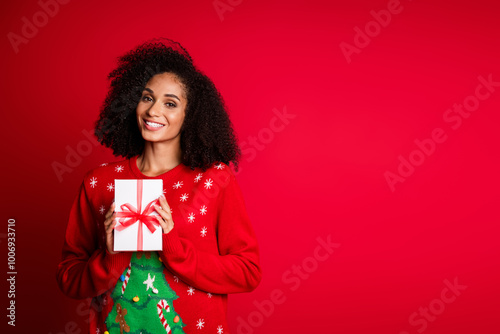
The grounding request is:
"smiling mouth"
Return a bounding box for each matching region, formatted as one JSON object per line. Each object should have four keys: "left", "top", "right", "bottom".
{"left": 144, "top": 120, "right": 165, "bottom": 128}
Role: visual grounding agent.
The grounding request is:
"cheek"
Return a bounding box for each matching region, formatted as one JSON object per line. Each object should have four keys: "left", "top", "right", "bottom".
{"left": 170, "top": 110, "right": 186, "bottom": 126}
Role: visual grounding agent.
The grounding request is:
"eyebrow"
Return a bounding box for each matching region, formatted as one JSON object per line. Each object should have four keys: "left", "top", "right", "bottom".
{"left": 143, "top": 87, "right": 181, "bottom": 101}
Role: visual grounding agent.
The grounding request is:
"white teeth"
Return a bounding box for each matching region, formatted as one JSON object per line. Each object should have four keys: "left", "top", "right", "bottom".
{"left": 145, "top": 121, "right": 164, "bottom": 128}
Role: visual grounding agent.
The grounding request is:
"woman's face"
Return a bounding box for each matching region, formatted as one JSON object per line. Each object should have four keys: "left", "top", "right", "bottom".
{"left": 136, "top": 72, "right": 187, "bottom": 144}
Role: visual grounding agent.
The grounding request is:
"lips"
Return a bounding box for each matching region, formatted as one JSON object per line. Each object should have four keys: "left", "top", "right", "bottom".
{"left": 144, "top": 119, "right": 165, "bottom": 131}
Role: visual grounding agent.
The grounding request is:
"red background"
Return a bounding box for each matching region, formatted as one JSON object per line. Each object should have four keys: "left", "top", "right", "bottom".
{"left": 1, "top": 0, "right": 499, "bottom": 333}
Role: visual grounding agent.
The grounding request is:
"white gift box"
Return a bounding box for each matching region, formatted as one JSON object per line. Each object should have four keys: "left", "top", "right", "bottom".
{"left": 114, "top": 179, "right": 163, "bottom": 251}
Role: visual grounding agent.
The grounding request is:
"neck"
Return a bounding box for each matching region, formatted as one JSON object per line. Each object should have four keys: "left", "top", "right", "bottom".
{"left": 137, "top": 140, "right": 182, "bottom": 177}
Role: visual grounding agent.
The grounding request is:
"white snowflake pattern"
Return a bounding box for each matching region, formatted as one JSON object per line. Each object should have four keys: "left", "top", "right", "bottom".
{"left": 207, "top": 292, "right": 212, "bottom": 298}
{"left": 107, "top": 183, "right": 114, "bottom": 192}
{"left": 217, "top": 325, "right": 223, "bottom": 334}
{"left": 215, "top": 163, "right": 225, "bottom": 170}
{"left": 187, "top": 213, "right": 195, "bottom": 223}
{"left": 204, "top": 178, "right": 213, "bottom": 189}
{"left": 194, "top": 173, "right": 203, "bottom": 183}
{"left": 196, "top": 319, "right": 205, "bottom": 330}
{"left": 173, "top": 181, "right": 183, "bottom": 189}
{"left": 180, "top": 193, "right": 189, "bottom": 202}
{"left": 99, "top": 205, "right": 106, "bottom": 215}
{"left": 96, "top": 328, "right": 101, "bottom": 334}
{"left": 100, "top": 163, "right": 108, "bottom": 167}
{"left": 187, "top": 286, "right": 195, "bottom": 295}
{"left": 200, "top": 226, "right": 207, "bottom": 237}
{"left": 89, "top": 177, "right": 97, "bottom": 188}
{"left": 199, "top": 205, "right": 207, "bottom": 215}
{"left": 115, "top": 165, "right": 124, "bottom": 172}
{"left": 163, "top": 188, "right": 167, "bottom": 194}
{"left": 173, "top": 276, "right": 179, "bottom": 283}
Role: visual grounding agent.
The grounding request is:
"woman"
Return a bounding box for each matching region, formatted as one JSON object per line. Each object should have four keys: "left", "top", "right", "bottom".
{"left": 56, "top": 38, "right": 262, "bottom": 334}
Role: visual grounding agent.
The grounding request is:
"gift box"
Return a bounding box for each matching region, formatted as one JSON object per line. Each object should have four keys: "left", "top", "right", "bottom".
{"left": 114, "top": 179, "right": 163, "bottom": 251}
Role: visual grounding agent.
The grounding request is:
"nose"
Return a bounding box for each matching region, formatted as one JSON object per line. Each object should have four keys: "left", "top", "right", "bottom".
{"left": 147, "top": 101, "right": 162, "bottom": 117}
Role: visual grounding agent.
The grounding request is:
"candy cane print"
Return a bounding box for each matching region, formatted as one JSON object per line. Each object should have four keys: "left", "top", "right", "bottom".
{"left": 157, "top": 299, "right": 171, "bottom": 333}
{"left": 121, "top": 263, "right": 132, "bottom": 294}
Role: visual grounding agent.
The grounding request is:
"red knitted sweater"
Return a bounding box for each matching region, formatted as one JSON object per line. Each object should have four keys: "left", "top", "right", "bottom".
{"left": 56, "top": 156, "right": 262, "bottom": 334}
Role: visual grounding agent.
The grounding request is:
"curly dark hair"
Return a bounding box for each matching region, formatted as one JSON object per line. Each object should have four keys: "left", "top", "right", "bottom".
{"left": 94, "top": 38, "right": 240, "bottom": 171}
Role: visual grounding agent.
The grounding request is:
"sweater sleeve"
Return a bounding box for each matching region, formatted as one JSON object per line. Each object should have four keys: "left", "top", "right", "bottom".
{"left": 56, "top": 175, "right": 131, "bottom": 299}
{"left": 160, "top": 171, "right": 262, "bottom": 294}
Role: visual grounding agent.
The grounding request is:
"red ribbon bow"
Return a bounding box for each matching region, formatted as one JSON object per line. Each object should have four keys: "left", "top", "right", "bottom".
{"left": 115, "top": 179, "right": 160, "bottom": 251}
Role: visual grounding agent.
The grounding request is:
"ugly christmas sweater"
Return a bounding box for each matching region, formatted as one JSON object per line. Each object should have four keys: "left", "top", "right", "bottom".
{"left": 56, "top": 156, "right": 262, "bottom": 334}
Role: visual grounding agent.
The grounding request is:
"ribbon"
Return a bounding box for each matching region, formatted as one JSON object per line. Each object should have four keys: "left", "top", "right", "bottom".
{"left": 115, "top": 179, "right": 160, "bottom": 251}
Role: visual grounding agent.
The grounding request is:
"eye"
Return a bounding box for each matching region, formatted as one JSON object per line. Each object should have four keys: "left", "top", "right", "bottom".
{"left": 142, "top": 96, "right": 152, "bottom": 102}
{"left": 165, "top": 102, "right": 177, "bottom": 108}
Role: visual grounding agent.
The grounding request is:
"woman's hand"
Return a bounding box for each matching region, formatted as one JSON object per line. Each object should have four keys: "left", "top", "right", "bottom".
{"left": 103, "top": 202, "right": 118, "bottom": 255}
{"left": 155, "top": 194, "right": 174, "bottom": 234}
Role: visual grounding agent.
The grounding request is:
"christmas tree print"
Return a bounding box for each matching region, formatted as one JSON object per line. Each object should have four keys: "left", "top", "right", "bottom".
{"left": 105, "top": 251, "right": 186, "bottom": 334}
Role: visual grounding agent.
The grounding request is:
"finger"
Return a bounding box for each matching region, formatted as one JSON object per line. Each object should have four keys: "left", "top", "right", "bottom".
{"left": 155, "top": 204, "right": 172, "bottom": 220}
{"left": 158, "top": 195, "right": 171, "bottom": 212}
{"left": 105, "top": 219, "right": 113, "bottom": 234}
{"left": 154, "top": 204, "right": 165, "bottom": 218}
{"left": 155, "top": 215, "right": 172, "bottom": 233}
{"left": 154, "top": 214, "right": 167, "bottom": 231}
{"left": 104, "top": 212, "right": 116, "bottom": 227}
{"left": 155, "top": 214, "right": 166, "bottom": 227}
{"left": 106, "top": 216, "right": 117, "bottom": 233}
{"left": 105, "top": 203, "right": 115, "bottom": 219}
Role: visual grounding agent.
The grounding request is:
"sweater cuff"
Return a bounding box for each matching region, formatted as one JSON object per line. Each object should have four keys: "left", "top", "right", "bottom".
{"left": 162, "top": 227, "right": 183, "bottom": 255}
{"left": 104, "top": 249, "right": 131, "bottom": 272}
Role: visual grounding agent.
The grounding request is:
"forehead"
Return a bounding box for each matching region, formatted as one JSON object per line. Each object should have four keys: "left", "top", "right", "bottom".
{"left": 145, "top": 72, "right": 186, "bottom": 97}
